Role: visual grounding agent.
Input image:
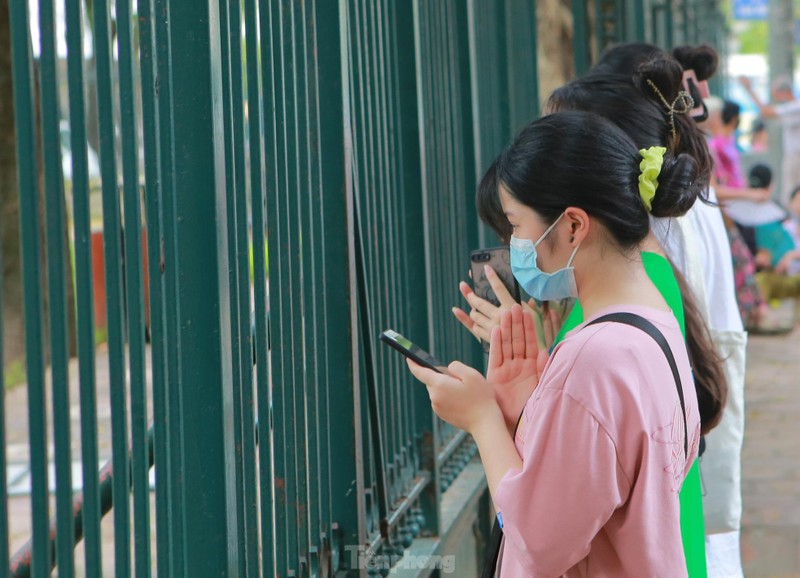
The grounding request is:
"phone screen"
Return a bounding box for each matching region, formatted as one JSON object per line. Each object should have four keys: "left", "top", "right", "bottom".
{"left": 380, "top": 330, "right": 451, "bottom": 375}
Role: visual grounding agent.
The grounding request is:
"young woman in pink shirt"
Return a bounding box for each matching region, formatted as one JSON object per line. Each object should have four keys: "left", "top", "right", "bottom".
{"left": 406, "top": 111, "right": 701, "bottom": 577}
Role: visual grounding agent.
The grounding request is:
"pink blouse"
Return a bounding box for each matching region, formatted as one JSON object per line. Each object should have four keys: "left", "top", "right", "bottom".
{"left": 493, "top": 305, "right": 701, "bottom": 578}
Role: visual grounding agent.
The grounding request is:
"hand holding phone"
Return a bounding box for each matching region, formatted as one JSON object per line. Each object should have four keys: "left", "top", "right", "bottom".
{"left": 380, "top": 329, "right": 451, "bottom": 375}
{"left": 469, "top": 247, "right": 520, "bottom": 308}
{"left": 452, "top": 247, "right": 523, "bottom": 350}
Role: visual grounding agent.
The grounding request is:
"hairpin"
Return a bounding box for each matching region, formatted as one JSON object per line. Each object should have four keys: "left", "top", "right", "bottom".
{"left": 646, "top": 79, "right": 695, "bottom": 137}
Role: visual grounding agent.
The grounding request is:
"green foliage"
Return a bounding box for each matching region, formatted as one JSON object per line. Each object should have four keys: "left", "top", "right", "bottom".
{"left": 4, "top": 359, "right": 26, "bottom": 389}
{"left": 738, "top": 21, "right": 768, "bottom": 54}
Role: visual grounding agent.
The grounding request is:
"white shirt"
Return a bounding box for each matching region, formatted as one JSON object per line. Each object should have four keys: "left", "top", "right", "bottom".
{"left": 651, "top": 187, "right": 743, "bottom": 333}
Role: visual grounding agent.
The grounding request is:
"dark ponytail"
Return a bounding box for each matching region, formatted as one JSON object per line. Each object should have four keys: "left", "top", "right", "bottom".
{"left": 671, "top": 263, "right": 728, "bottom": 434}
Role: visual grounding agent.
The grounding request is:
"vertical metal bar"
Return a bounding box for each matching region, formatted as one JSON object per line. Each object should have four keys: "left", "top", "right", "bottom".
{"left": 351, "top": 0, "right": 389, "bottom": 533}
{"left": 663, "top": 0, "right": 675, "bottom": 48}
{"left": 288, "top": 2, "right": 311, "bottom": 569}
{"left": 306, "top": 1, "right": 335, "bottom": 553}
{"left": 368, "top": 0, "right": 398, "bottom": 506}
{"left": 139, "top": 0, "right": 174, "bottom": 574}
{"left": 115, "top": 0, "right": 152, "bottom": 574}
{"left": 505, "top": 0, "right": 539, "bottom": 132}
{"left": 330, "top": 0, "right": 368, "bottom": 564}
{"left": 347, "top": 7, "right": 372, "bottom": 529}
{"left": 148, "top": 0, "right": 184, "bottom": 576}
{"left": 411, "top": 0, "right": 441, "bottom": 536}
{"left": 268, "top": 0, "right": 292, "bottom": 570}
{"left": 37, "top": 0, "right": 75, "bottom": 575}
{"left": 228, "top": 0, "right": 260, "bottom": 568}
{"left": 7, "top": 1, "right": 50, "bottom": 574}
{"left": 224, "top": 0, "right": 260, "bottom": 573}
{"left": 572, "top": 0, "right": 590, "bottom": 74}
{"left": 632, "top": 0, "right": 646, "bottom": 42}
{"left": 168, "top": 0, "right": 238, "bottom": 574}
{"left": 64, "top": 0, "right": 102, "bottom": 573}
{"left": 383, "top": 0, "right": 416, "bottom": 490}
{"left": 255, "top": 0, "right": 280, "bottom": 573}
{"left": 152, "top": 0, "right": 183, "bottom": 574}
{"left": 299, "top": 0, "right": 323, "bottom": 563}
{"left": 247, "top": 1, "right": 274, "bottom": 577}
{"left": 383, "top": 0, "right": 412, "bottom": 489}
{"left": 381, "top": 0, "right": 409, "bottom": 496}
{"left": 91, "top": 0, "right": 132, "bottom": 571}
{"left": 278, "top": 0, "right": 301, "bottom": 571}
{"left": 216, "top": 1, "right": 247, "bottom": 575}
{"left": 594, "top": 0, "right": 606, "bottom": 55}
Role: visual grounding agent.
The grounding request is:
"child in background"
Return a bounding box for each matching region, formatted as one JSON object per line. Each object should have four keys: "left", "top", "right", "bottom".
{"left": 753, "top": 187, "right": 800, "bottom": 305}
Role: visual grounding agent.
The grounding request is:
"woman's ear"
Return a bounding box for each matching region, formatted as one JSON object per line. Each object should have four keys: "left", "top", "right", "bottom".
{"left": 563, "top": 207, "right": 590, "bottom": 246}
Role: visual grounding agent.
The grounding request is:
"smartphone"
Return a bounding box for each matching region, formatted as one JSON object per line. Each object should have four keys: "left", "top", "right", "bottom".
{"left": 470, "top": 247, "right": 521, "bottom": 352}
{"left": 380, "top": 329, "right": 451, "bottom": 375}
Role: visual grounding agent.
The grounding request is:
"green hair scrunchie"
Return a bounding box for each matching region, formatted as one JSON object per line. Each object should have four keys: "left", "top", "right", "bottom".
{"left": 638, "top": 146, "right": 667, "bottom": 212}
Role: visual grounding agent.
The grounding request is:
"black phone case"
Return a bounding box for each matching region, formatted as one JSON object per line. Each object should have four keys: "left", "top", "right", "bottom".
{"left": 379, "top": 331, "right": 449, "bottom": 374}
{"left": 470, "top": 247, "right": 520, "bottom": 352}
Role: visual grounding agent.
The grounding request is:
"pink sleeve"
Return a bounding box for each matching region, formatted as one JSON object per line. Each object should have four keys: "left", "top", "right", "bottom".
{"left": 493, "top": 387, "right": 631, "bottom": 577}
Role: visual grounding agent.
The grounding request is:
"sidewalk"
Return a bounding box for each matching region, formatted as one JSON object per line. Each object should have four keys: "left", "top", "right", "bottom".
{"left": 741, "top": 323, "right": 800, "bottom": 577}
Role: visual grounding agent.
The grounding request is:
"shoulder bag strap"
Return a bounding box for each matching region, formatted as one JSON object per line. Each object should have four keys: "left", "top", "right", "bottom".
{"left": 586, "top": 312, "right": 688, "bottom": 457}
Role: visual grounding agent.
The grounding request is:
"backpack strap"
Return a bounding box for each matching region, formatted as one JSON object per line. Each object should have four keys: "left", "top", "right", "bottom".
{"left": 586, "top": 312, "right": 688, "bottom": 457}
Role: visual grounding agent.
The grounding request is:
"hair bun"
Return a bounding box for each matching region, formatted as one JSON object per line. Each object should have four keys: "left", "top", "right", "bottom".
{"left": 634, "top": 54, "right": 686, "bottom": 106}
{"left": 650, "top": 152, "right": 702, "bottom": 218}
{"left": 672, "top": 44, "right": 719, "bottom": 81}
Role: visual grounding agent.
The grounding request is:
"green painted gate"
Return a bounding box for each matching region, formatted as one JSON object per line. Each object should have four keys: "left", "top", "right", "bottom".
{"left": 2, "top": 0, "right": 725, "bottom": 576}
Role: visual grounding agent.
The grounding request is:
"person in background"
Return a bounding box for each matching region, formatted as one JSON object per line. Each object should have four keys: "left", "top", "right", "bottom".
{"left": 739, "top": 74, "right": 796, "bottom": 120}
{"left": 751, "top": 186, "right": 800, "bottom": 305}
{"left": 708, "top": 100, "right": 770, "bottom": 202}
{"left": 750, "top": 118, "right": 768, "bottom": 152}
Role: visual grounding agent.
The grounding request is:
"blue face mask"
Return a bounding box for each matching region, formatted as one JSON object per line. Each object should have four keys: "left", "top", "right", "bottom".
{"left": 509, "top": 213, "right": 580, "bottom": 302}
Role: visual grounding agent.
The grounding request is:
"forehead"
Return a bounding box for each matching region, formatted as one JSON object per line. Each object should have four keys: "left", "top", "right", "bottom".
{"left": 498, "top": 183, "right": 520, "bottom": 208}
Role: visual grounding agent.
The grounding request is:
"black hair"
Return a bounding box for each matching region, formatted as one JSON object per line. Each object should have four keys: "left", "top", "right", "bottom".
{"left": 752, "top": 118, "right": 766, "bottom": 133}
{"left": 478, "top": 111, "right": 698, "bottom": 249}
{"left": 672, "top": 263, "right": 728, "bottom": 434}
{"left": 541, "top": 43, "right": 727, "bottom": 436}
{"left": 544, "top": 68, "right": 711, "bottom": 216}
{"left": 748, "top": 163, "right": 772, "bottom": 189}
{"left": 721, "top": 100, "right": 741, "bottom": 126}
{"left": 592, "top": 42, "right": 661, "bottom": 77}
{"left": 672, "top": 44, "right": 719, "bottom": 81}
{"left": 791, "top": 185, "right": 800, "bottom": 201}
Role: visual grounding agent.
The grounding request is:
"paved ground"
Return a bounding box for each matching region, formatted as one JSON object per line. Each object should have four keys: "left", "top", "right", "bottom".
{"left": 3, "top": 318, "right": 800, "bottom": 575}
{"left": 741, "top": 321, "right": 800, "bottom": 577}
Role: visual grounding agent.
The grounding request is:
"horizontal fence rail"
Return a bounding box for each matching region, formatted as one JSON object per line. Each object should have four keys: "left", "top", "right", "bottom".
{"left": 2, "top": 0, "right": 727, "bottom": 575}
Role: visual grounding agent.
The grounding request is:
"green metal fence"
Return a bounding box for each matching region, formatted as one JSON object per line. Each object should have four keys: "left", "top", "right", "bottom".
{"left": 3, "top": 0, "right": 726, "bottom": 576}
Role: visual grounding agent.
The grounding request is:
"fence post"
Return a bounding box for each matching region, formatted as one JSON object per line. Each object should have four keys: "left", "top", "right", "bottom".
{"left": 161, "top": 0, "right": 238, "bottom": 574}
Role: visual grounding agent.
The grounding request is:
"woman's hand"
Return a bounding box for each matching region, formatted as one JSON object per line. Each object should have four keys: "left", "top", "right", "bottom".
{"left": 487, "top": 304, "right": 549, "bottom": 433}
{"left": 452, "top": 265, "right": 517, "bottom": 342}
{"left": 406, "top": 358, "right": 500, "bottom": 434}
{"left": 526, "top": 299, "right": 566, "bottom": 350}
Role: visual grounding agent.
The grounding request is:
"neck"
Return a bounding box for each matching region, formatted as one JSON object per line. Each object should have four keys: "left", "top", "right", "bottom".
{"left": 574, "top": 242, "right": 669, "bottom": 319}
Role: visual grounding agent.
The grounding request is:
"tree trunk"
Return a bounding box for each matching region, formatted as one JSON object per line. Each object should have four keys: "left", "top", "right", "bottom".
{"left": 0, "top": 0, "right": 26, "bottom": 373}
{"left": 537, "top": 0, "right": 576, "bottom": 104}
